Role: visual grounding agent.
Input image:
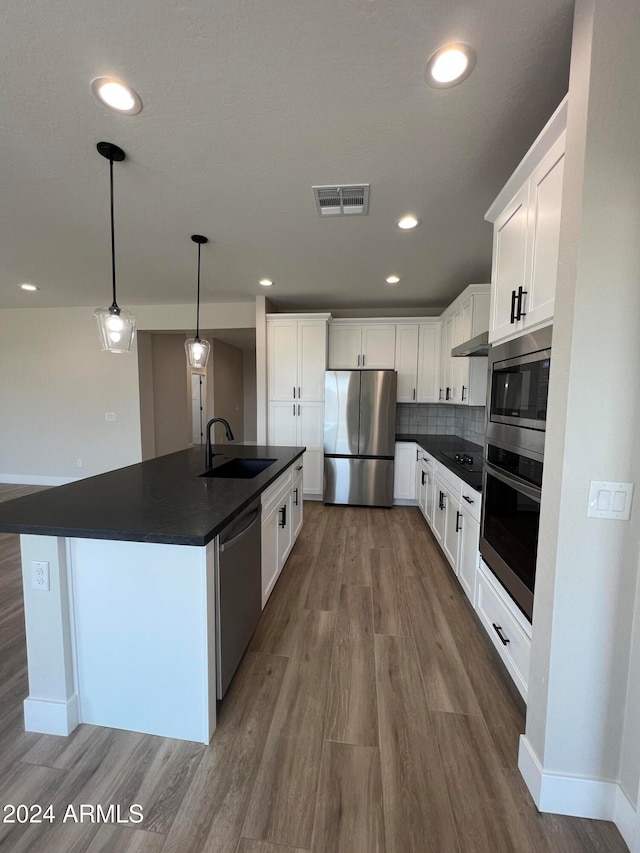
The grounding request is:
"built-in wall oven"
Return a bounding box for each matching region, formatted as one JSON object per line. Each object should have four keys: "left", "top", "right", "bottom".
{"left": 480, "top": 326, "right": 552, "bottom": 621}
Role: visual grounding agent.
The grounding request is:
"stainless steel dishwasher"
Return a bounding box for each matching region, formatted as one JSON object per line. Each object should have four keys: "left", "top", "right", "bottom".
{"left": 216, "top": 497, "right": 262, "bottom": 699}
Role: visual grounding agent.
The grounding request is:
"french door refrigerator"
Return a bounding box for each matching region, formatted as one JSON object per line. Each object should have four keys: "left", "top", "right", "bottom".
{"left": 324, "top": 370, "right": 397, "bottom": 507}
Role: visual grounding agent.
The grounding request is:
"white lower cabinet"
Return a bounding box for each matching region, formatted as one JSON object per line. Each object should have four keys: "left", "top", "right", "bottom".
{"left": 475, "top": 562, "right": 532, "bottom": 701}
{"left": 261, "top": 464, "right": 303, "bottom": 608}
{"left": 457, "top": 507, "right": 479, "bottom": 606}
{"left": 393, "top": 442, "right": 417, "bottom": 501}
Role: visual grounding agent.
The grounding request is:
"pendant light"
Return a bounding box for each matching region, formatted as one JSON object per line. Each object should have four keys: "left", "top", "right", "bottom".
{"left": 185, "top": 235, "right": 211, "bottom": 368}
{"left": 93, "top": 142, "right": 136, "bottom": 353}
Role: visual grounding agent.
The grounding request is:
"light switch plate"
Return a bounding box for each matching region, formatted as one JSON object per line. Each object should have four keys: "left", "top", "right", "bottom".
{"left": 587, "top": 481, "right": 634, "bottom": 520}
{"left": 105, "top": 412, "right": 116, "bottom": 422}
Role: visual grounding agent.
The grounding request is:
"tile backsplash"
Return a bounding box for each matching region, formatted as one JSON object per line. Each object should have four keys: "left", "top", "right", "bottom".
{"left": 396, "top": 404, "right": 485, "bottom": 446}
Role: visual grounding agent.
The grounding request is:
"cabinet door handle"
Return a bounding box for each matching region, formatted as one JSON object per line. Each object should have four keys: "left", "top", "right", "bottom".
{"left": 445, "top": 387, "right": 451, "bottom": 401}
{"left": 416, "top": 448, "right": 420, "bottom": 461}
{"left": 455, "top": 511, "right": 462, "bottom": 533}
{"left": 462, "top": 495, "right": 475, "bottom": 505}
{"left": 510, "top": 289, "right": 517, "bottom": 324}
{"left": 421, "top": 471, "right": 426, "bottom": 485}
{"left": 298, "top": 386, "right": 301, "bottom": 398}
{"left": 294, "top": 488, "right": 298, "bottom": 506}
{"left": 293, "top": 386, "right": 296, "bottom": 398}
{"left": 293, "top": 404, "right": 296, "bottom": 416}
{"left": 492, "top": 623, "right": 510, "bottom": 646}
{"left": 357, "top": 354, "right": 361, "bottom": 366}
{"left": 439, "top": 388, "right": 443, "bottom": 401}
{"left": 298, "top": 404, "right": 300, "bottom": 416}
{"left": 439, "top": 491, "right": 445, "bottom": 511}
{"left": 413, "top": 388, "right": 416, "bottom": 400}
{"left": 279, "top": 505, "right": 287, "bottom": 528}
{"left": 461, "top": 385, "right": 467, "bottom": 402}
{"left": 362, "top": 354, "right": 366, "bottom": 366}
{"left": 296, "top": 465, "right": 303, "bottom": 471}
{"left": 517, "top": 286, "right": 527, "bottom": 320}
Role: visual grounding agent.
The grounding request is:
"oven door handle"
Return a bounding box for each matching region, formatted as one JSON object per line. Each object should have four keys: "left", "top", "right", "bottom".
{"left": 484, "top": 462, "right": 541, "bottom": 503}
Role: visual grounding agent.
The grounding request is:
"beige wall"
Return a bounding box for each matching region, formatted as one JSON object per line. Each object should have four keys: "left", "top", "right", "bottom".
{"left": 137, "top": 332, "right": 156, "bottom": 460}
{"left": 243, "top": 349, "right": 257, "bottom": 442}
{"left": 211, "top": 339, "right": 244, "bottom": 443}
{"left": 525, "top": 0, "right": 640, "bottom": 810}
{"left": 0, "top": 307, "right": 142, "bottom": 483}
{"left": 150, "top": 334, "right": 191, "bottom": 457}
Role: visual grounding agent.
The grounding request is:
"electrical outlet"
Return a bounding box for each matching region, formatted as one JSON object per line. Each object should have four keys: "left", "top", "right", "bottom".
{"left": 76, "top": 458, "right": 83, "bottom": 468}
{"left": 31, "top": 561, "right": 50, "bottom": 591}
{"left": 105, "top": 412, "right": 116, "bottom": 422}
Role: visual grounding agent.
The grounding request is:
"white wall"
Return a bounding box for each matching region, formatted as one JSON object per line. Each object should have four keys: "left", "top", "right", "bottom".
{"left": 0, "top": 308, "right": 142, "bottom": 483}
{"left": 523, "top": 0, "right": 640, "bottom": 825}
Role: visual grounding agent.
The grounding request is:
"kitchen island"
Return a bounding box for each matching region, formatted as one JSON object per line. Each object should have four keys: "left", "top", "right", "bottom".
{"left": 0, "top": 444, "right": 305, "bottom": 744}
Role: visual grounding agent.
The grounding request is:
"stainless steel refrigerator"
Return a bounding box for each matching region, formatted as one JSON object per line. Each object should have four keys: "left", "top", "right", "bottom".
{"left": 324, "top": 370, "right": 397, "bottom": 507}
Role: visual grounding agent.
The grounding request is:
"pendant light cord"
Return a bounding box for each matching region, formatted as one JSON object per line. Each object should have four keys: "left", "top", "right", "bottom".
{"left": 196, "top": 241, "right": 201, "bottom": 339}
{"left": 109, "top": 157, "right": 118, "bottom": 311}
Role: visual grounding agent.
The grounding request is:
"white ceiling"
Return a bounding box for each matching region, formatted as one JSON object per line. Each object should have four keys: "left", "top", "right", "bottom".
{"left": 1, "top": 0, "right": 572, "bottom": 313}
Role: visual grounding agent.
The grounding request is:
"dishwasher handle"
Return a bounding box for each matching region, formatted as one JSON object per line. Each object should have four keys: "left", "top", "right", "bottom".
{"left": 219, "top": 506, "right": 262, "bottom": 552}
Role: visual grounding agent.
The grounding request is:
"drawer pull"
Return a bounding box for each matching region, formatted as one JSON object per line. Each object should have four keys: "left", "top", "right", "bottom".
{"left": 455, "top": 511, "right": 462, "bottom": 533}
{"left": 438, "top": 491, "right": 445, "bottom": 511}
{"left": 492, "top": 624, "right": 510, "bottom": 646}
{"left": 296, "top": 465, "right": 303, "bottom": 471}
{"left": 462, "top": 495, "right": 475, "bottom": 505}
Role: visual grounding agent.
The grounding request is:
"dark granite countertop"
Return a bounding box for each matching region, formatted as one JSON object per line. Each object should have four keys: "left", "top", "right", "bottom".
{"left": 395, "top": 433, "right": 484, "bottom": 492}
{"left": 0, "top": 445, "right": 305, "bottom": 546}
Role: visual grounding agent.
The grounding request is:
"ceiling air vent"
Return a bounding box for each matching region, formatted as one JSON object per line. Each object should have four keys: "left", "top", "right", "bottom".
{"left": 313, "top": 184, "right": 370, "bottom": 216}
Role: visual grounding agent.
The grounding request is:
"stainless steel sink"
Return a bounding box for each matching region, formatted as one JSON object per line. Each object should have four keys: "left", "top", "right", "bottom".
{"left": 200, "top": 458, "right": 276, "bottom": 479}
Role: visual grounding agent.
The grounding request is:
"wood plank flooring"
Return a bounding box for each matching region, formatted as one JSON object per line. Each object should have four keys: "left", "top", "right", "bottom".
{"left": 0, "top": 486, "right": 628, "bottom": 852}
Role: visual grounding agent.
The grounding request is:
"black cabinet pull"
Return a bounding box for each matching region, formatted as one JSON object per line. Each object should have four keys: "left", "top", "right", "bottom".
{"left": 298, "top": 386, "right": 301, "bottom": 398}
{"left": 413, "top": 388, "right": 416, "bottom": 400}
{"left": 516, "top": 286, "right": 528, "bottom": 320}
{"left": 462, "top": 495, "right": 475, "bottom": 505}
{"left": 439, "top": 388, "right": 443, "bottom": 400}
{"left": 445, "top": 387, "right": 451, "bottom": 401}
{"left": 416, "top": 448, "right": 420, "bottom": 461}
{"left": 421, "top": 471, "right": 426, "bottom": 485}
{"left": 293, "top": 386, "right": 296, "bottom": 398}
{"left": 461, "top": 385, "right": 467, "bottom": 402}
{"left": 296, "top": 465, "right": 303, "bottom": 471}
{"left": 357, "top": 354, "right": 361, "bottom": 366}
{"left": 362, "top": 354, "right": 366, "bottom": 366}
{"left": 294, "top": 488, "right": 298, "bottom": 506}
{"left": 510, "top": 289, "right": 517, "bottom": 323}
{"left": 293, "top": 404, "right": 295, "bottom": 416}
{"left": 298, "top": 404, "right": 300, "bottom": 416}
{"left": 439, "top": 491, "right": 445, "bottom": 511}
{"left": 455, "top": 511, "right": 462, "bottom": 532}
{"left": 279, "top": 505, "right": 287, "bottom": 528}
{"left": 492, "top": 623, "right": 510, "bottom": 646}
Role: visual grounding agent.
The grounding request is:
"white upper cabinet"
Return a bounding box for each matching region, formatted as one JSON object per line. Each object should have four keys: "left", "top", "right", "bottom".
{"left": 486, "top": 97, "right": 567, "bottom": 345}
{"left": 394, "top": 322, "right": 440, "bottom": 404}
{"left": 439, "top": 284, "right": 490, "bottom": 406}
{"left": 328, "top": 322, "right": 396, "bottom": 369}
{"left": 267, "top": 315, "right": 329, "bottom": 401}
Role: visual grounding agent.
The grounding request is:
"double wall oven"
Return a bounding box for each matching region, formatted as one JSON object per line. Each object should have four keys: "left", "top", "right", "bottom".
{"left": 480, "top": 326, "right": 552, "bottom": 621}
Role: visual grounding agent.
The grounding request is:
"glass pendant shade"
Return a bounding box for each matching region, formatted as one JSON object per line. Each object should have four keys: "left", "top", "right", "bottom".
{"left": 94, "top": 306, "right": 136, "bottom": 353}
{"left": 185, "top": 336, "right": 210, "bottom": 368}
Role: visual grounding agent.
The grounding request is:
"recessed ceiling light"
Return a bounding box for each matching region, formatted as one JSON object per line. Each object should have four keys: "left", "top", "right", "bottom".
{"left": 91, "top": 77, "right": 142, "bottom": 115}
{"left": 386, "top": 275, "right": 401, "bottom": 285}
{"left": 425, "top": 44, "right": 476, "bottom": 88}
{"left": 259, "top": 279, "right": 274, "bottom": 287}
{"left": 396, "top": 215, "right": 421, "bottom": 230}
{"left": 20, "top": 283, "right": 39, "bottom": 291}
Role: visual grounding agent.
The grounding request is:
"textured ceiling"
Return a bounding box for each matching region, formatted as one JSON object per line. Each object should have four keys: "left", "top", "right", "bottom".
{"left": 0, "top": 0, "right": 572, "bottom": 312}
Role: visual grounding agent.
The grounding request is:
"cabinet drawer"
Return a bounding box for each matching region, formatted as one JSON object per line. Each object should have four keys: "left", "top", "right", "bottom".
{"left": 460, "top": 486, "right": 482, "bottom": 523}
{"left": 262, "top": 468, "right": 293, "bottom": 515}
{"left": 476, "top": 564, "right": 531, "bottom": 702}
{"left": 433, "top": 461, "right": 462, "bottom": 500}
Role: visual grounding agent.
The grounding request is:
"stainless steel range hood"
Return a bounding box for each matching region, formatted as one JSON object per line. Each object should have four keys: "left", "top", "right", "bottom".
{"left": 451, "top": 331, "right": 490, "bottom": 357}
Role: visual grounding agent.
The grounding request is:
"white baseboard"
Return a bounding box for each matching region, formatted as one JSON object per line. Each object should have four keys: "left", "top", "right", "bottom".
{"left": 519, "top": 735, "right": 637, "bottom": 848}
{"left": 0, "top": 474, "right": 79, "bottom": 486}
{"left": 24, "top": 695, "right": 80, "bottom": 736}
{"left": 303, "top": 493, "right": 323, "bottom": 502}
{"left": 393, "top": 498, "right": 419, "bottom": 506}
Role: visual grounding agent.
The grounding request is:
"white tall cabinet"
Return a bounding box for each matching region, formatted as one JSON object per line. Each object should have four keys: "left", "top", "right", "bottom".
{"left": 267, "top": 314, "right": 329, "bottom": 498}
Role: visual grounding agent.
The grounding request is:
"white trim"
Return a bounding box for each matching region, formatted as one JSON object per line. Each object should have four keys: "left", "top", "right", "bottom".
{"left": 614, "top": 786, "right": 637, "bottom": 851}
{"left": 393, "top": 498, "right": 419, "bottom": 507}
{"left": 302, "top": 493, "right": 323, "bottom": 501}
{"left": 0, "top": 474, "right": 79, "bottom": 486}
{"left": 519, "top": 734, "right": 637, "bottom": 847}
{"left": 24, "top": 695, "right": 80, "bottom": 736}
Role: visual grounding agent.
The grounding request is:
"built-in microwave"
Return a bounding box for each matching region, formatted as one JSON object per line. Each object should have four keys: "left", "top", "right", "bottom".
{"left": 487, "top": 326, "right": 552, "bottom": 460}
